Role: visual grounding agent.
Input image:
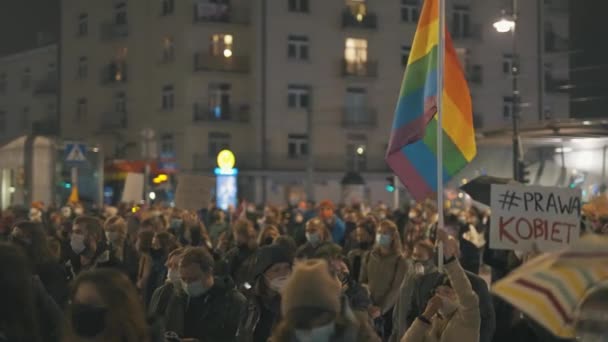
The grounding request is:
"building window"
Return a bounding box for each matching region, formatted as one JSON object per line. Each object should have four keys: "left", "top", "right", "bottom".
{"left": 208, "top": 132, "right": 231, "bottom": 157}
{"left": 210, "top": 34, "right": 233, "bottom": 58}
{"left": 503, "top": 96, "right": 514, "bottom": 119}
{"left": 401, "top": 0, "right": 420, "bottom": 22}
{"left": 78, "top": 13, "right": 88, "bottom": 36}
{"left": 22, "top": 68, "right": 31, "bottom": 89}
{"left": 77, "top": 56, "right": 88, "bottom": 79}
{"left": 208, "top": 83, "right": 232, "bottom": 119}
{"left": 160, "top": 134, "right": 174, "bottom": 155}
{"left": 75, "top": 98, "right": 87, "bottom": 122}
{"left": 162, "top": 85, "right": 175, "bottom": 110}
{"left": 344, "top": 38, "right": 368, "bottom": 73}
{"left": 22, "top": 107, "right": 30, "bottom": 130}
{"left": 452, "top": 5, "right": 470, "bottom": 39}
{"left": 401, "top": 45, "right": 411, "bottom": 67}
{"left": 47, "top": 102, "right": 56, "bottom": 117}
{"left": 115, "top": 2, "right": 128, "bottom": 25}
{"left": 288, "top": 0, "right": 309, "bottom": 13}
{"left": 346, "top": 134, "right": 367, "bottom": 171}
{"left": 0, "top": 111, "right": 5, "bottom": 133}
{"left": 503, "top": 54, "right": 513, "bottom": 75}
{"left": 162, "top": 37, "right": 175, "bottom": 62}
{"left": 288, "top": 134, "right": 309, "bottom": 159}
{"left": 195, "top": 0, "right": 230, "bottom": 21}
{"left": 287, "top": 85, "right": 310, "bottom": 110}
{"left": 287, "top": 35, "right": 309, "bottom": 60}
{"left": 161, "top": 0, "right": 174, "bottom": 16}
{"left": 0, "top": 73, "right": 6, "bottom": 93}
{"left": 115, "top": 91, "right": 127, "bottom": 113}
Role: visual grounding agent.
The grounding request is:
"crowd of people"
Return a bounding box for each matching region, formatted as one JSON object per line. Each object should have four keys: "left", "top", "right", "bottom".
{"left": 0, "top": 197, "right": 605, "bottom": 342}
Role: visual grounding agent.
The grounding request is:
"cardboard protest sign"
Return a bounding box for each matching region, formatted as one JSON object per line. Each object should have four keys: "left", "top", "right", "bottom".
{"left": 121, "top": 173, "right": 144, "bottom": 203}
{"left": 174, "top": 174, "right": 215, "bottom": 211}
{"left": 490, "top": 184, "right": 581, "bottom": 252}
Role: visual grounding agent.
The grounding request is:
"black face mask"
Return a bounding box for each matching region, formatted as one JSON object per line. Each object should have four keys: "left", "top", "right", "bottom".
{"left": 263, "top": 237, "right": 274, "bottom": 246}
{"left": 190, "top": 230, "right": 202, "bottom": 246}
{"left": 70, "top": 303, "right": 107, "bottom": 338}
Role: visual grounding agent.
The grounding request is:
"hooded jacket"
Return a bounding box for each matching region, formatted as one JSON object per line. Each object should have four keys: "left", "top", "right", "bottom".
{"left": 401, "top": 259, "right": 480, "bottom": 342}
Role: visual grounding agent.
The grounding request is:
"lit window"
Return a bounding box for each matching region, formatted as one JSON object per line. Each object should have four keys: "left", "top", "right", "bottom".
{"left": 287, "top": 85, "right": 310, "bottom": 110}
{"left": 211, "top": 34, "right": 233, "bottom": 58}
{"left": 287, "top": 35, "right": 309, "bottom": 60}
{"left": 344, "top": 38, "right": 368, "bottom": 64}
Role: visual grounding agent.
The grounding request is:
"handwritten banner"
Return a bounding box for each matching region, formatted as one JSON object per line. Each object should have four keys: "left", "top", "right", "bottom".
{"left": 490, "top": 184, "right": 582, "bottom": 252}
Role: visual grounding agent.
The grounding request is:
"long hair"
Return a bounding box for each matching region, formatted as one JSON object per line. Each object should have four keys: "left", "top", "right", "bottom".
{"left": 374, "top": 220, "right": 403, "bottom": 255}
{"left": 66, "top": 269, "right": 149, "bottom": 342}
{"left": 0, "top": 243, "right": 41, "bottom": 342}
{"left": 12, "top": 221, "right": 54, "bottom": 268}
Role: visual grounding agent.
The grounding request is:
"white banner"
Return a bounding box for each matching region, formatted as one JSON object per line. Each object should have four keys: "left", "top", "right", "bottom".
{"left": 490, "top": 184, "right": 582, "bottom": 252}
{"left": 174, "top": 174, "right": 215, "bottom": 211}
{"left": 122, "top": 173, "right": 144, "bottom": 204}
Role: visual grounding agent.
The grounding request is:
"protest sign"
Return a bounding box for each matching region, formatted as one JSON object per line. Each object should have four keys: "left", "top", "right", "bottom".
{"left": 122, "top": 173, "right": 144, "bottom": 203}
{"left": 490, "top": 184, "right": 581, "bottom": 252}
{"left": 175, "top": 174, "right": 215, "bottom": 210}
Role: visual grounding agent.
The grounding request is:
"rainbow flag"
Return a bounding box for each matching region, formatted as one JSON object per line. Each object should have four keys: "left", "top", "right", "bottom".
{"left": 385, "top": 0, "right": 476, "bottom": 200}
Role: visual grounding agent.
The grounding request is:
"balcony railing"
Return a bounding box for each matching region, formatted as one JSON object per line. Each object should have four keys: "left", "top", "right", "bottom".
{"left": 193, "top": 4, "right": 250, "bottom": 24}
{"left": 341, "top": 8, "right": 378, "bottom": 29}
{"left": 192, "top": 102, "right": 251, "bottom": 123}
{"left": 100, "top": 62, "right": 128, "bottom": 85}
{"left": 342, "top": 107, "right": 377, "bottom": 128}
{"left": 341, "top": 60, "right": 378, "bottom": 78}
{"left": 100, "top": 22, "right": 129, "bottom": 41}
{"left": 33, "top": 78, "right": 58, "bottom": 95}
{"left": 193, "top": 53, "right": 249, "bottom": 73}
{"left": 99, "top": 112, "right": 128, "bottom": 130}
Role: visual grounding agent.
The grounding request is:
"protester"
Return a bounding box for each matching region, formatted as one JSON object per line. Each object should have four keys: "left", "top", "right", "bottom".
{"left": 148, "top": 247, "right": 185, "bottom": 319}
{"left": 237, "top": 244, "right": 293, "bottom": 342}
{"left": 286, "top": 208, "right": 307, "bottom": 246}
{"left": 104, "top": 216, "right": 139, "bottom": 282}
{"left": 258, "top": 225, "right": 281, "bottom": 247}
{"left": 10, "top": 221, "right": 69, "bottom": 307}
{"left": 360, "top": 220, "right": 408, "bottom": 340}
{"left": 65, "top": 268, "right": 150, "bottom": 342}
{"left": 318, "top": 200, "right": 346, "bottom": 245}
{"left": 208, "top": 210, "right": 229, "bottom": 247}
{"left": 401, "top": 230, "right": 480, "bottom": 342}
{"left": 164, "top": 247, "right": 246, "bottom": 341}
{"left": 271, "top": 259, "right": 380, "bottom": 342}
{"left": 67, "top": 216, "right": 121, "bottom": 279}
{"left": 136, "top": 230, "right": 154, "bottom": 303}
{"left": 346, "top": 217, "right": 376, "bottom": 281}
{"left": 295, "top": 217, "right": 333, "bottom": 259}
{"left": 220, "top": 219, "right": 259, "bottom": 289}
{"left": 0, "top": 242, "right": 44, "bottom": 342}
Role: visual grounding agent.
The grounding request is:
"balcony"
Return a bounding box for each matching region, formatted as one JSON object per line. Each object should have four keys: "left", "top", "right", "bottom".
{"left": 341, "top": 60, "right": 378, "bottom": 78}
{"left": 99, "top": 112, "right": 128, "bottom": 131}
{"left": 100, "top": 62, "right": 128, "bottom": 85}
{"left": 33, "top": 78, "right": 58, "bottom": 95}
{"left": 193, "top": 53, "right": 249, "bottom": 73}
{"left": 342, "top": 107, "right": 377, "bottom": 128}
{"left": 100, "top": 22, "right": 129, "bottom": 41}
{"left": 545, "top": 32, "right": 569, "bottom": 53}
{"left": 341, "top": 8, "right": 377, "bottom": 29}
{"left": 192, "top": 102, "right": 250, "bottom": 123}
{"left": 193, "top": 3, "right": 249, "bottom": 24}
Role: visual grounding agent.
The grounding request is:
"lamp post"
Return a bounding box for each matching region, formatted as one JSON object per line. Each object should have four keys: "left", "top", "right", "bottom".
{"left": 494, "top": 1, "right": 521, "bottom": 182}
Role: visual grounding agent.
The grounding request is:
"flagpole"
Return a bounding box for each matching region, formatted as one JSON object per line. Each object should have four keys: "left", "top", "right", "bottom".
{"left": 436, "top": 0, "right": 446, "bottom": 272}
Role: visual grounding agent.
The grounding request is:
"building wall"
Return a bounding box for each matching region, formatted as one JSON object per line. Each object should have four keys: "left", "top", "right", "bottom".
{"left": 0, "top": 44, "right": 58, "bottom": 143}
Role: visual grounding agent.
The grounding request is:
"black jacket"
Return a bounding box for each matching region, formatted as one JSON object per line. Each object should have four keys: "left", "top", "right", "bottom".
{"left": 236, "top": 294, "right": 281, "bottom": 342}
{"left": 148, "top": 282, "right": 177, "bottom": 319}
{"left": 35, "top": 261, "right": 69, "bottom": 308}
{"left": 164, "top": 277, "right": 246, "bottom": 342}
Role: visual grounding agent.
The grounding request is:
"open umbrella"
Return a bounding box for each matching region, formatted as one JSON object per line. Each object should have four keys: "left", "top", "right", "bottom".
{"left": 460, "top": 175, "right": 515, "bottom": 206}
{"left": 492, "top": 234, "right": 608, "bottom": 339}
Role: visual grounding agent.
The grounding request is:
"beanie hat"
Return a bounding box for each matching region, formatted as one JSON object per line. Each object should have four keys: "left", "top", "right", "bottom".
{"left": 318, "top": 200, "right": 335, "bottom": 210}
{"left": 313, "top": 243, "right": 343, "bottom": 260}
{"left": 281, "top": 259, "right": 341, "bottom": 316}
{"left": 254, "top": 244, "right": 293, "bottom": 278}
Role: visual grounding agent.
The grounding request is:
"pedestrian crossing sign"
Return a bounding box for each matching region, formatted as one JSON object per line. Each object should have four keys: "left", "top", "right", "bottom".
{"left": 65, "top": 143, "right": 87, "bottom": 162}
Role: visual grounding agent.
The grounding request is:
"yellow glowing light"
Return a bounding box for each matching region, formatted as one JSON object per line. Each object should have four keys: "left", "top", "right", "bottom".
{"left": 223, "top": 49, "right": 233, "bottom": 58}
{"left": 217, "top": 149, "right": 236, "bottom": 170}
{"left": 356, "top": 13, "right": 363, "bottom": 22}
{"left": 224, "top": 34, "right": 233, "bottom": 45}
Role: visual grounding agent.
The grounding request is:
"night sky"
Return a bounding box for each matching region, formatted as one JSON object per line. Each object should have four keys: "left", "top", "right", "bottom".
{"left": 0, "top": 0, "right": 606, "bottom": 119}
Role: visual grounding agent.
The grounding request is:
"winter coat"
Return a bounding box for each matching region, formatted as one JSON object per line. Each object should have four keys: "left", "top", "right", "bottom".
{"left": 219, "top": 246, "right": 258, "bottom": 288}
{"left": 35, "top": 261, "right": 69, "bottom": 308}
{"left": 360, "top": 250, "right": 408, "bottom": 314}
{"left": 403, "top": 266, "right": 496, "bottom": 342}
{"left": 323, "top": 216, "right": 346, "bottom": 246}
{"left": 236, "top": 294, "right": 281, "bottom": 342}
{"left": 401, "top": 259, "right": 480, "bottom": 342}
{"left": 164, "top": 276, "right": 246, "bottom": 342}
{"left": 148, "top": 281, "right": 177, "bottom": 319}
{"left": 32, "top": 276, "right": 62, "bottom": 342}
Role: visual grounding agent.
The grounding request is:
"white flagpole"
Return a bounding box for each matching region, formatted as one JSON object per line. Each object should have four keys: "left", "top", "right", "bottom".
{"left": 436, "top": 0, "right": 446, "bottom": 272}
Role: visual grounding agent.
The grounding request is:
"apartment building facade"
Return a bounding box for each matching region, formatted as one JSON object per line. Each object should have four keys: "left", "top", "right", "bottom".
{"left": 59, "top": 0, "right": 570, "bottom": 205}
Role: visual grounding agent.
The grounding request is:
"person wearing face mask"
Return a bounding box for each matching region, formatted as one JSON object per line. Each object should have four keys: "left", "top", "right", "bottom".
{"left": 164, "top": 247, "right": 246, "bottom": 342}
{"left": 346, "top": 217, "right": 377, "bottom": 281}
{"left": 400, "top": 230, "right": 480, "bottom": 342}
{"left": 104, "top": 216, "right": 139, "bottom": 282}
{"left": 236, "top": 244, "right": 293, "bottom": 342}
{"left": 317, "top": 200, "right": 346, "bottom": 246}
{"left": 218, "top": 219, "right": 259, "bottom": 289}
{"left": 295, "top": 217, "right": 332, "bottom": 260}
{"left": 149, "top": 248, "right": 185, "bottom": 319}
{"left": 360, "top": 220, "right": 408, "bottom": 340}
{"left": 270, "top": 259, "right": 380, "bottom": 342}
{"left": 258, "top": 225, "right": 281, "bottom": 247}
{"left": 390, "top": 240, "right": 436, "bottom": 342}
{"left": 66, "top": 268, "right": 150, "bottom": 342}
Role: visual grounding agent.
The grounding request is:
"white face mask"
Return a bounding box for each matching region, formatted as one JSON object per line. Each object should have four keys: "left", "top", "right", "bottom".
{"left": 61, "top": 207, "right": 72, "bottom": 218}
{"left": 438, "top": 295, "right": 459, "bottom": 317}
{"left": 71, "top": 233, "right": 86, "bottom": 254}
{"left": 294, "top": 322, "right": 335, "bottom": 342}
{"left": 167, "top": 268, "right": 181, "bottom": 284}
{"left": 74, "top": 207, "right": 84, "bottom": 216}
{"left": 268, "top": 275, "right": 290, "bottom": 292}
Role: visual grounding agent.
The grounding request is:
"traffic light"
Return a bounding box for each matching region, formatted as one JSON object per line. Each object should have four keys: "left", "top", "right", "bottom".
{"left": 517, "top": 161, "right": 530, "bottom": 184}
{"left": 385, "top": 176, "right": 395, "bottom": 192}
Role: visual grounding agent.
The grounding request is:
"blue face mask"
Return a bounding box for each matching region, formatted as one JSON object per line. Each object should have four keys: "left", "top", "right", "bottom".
{"left": 376, "top": 233, "right": 392, "bottom": 247}
{"left": 306, "top": 232, "right": 321, "bottom": 246}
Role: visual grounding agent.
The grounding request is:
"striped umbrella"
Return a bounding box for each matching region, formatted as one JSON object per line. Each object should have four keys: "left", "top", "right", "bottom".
{"left": 492, "top": 234, "right": 608, "bottom": 339}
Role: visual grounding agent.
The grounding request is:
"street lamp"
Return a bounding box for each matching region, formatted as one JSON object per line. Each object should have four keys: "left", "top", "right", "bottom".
{"left": 494, "top": 1, "right": 521, "bottom": 182}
